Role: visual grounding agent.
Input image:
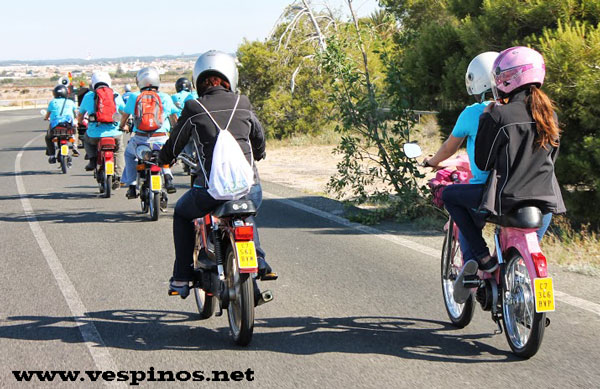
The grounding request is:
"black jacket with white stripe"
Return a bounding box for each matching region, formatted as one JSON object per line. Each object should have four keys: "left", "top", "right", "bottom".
{"left": 474, "top": 90, "right": 566, "bottom": 216}
{"left": 158, "top": 86, "right": 266, "bottom": 186}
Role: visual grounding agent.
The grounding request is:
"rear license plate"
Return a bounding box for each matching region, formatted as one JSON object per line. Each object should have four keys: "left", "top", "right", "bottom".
{"left": 105, "top": 161, "right": 114, "bottom": 176}
{"left": 60, "top": 145, "right": 68, "bottom": 155}
{"left": 151, "top": 175, "right": 162, "bottom": 191}
{"left": 534, "top": 277, "right": 555, "bottom": 312}
{"left": 235, "top": 241, "right": 258, "bottom": 273}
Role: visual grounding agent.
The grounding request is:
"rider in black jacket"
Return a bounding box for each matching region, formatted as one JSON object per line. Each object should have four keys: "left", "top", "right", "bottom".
{"left": 158, "top": 50, "right": 275, "bottom": 298}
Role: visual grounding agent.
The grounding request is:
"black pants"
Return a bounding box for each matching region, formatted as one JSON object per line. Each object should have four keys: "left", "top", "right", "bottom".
{"left": 171, "top": 184, "right": 266, "bottom": 281}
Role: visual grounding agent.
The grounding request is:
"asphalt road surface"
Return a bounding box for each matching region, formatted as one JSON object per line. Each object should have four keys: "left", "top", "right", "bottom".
{"left": 1, "top": 110, "right": 599, "bottom": 388}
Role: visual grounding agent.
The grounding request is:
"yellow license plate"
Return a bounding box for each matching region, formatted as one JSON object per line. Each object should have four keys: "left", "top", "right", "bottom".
{"left": 60, "top": 145, "right": 68, "bottom": 155}
{"left": 105, "top": 161, "right": 114, "bottom": 176}
{"left": 151, "top": 175, "right": 162, "bottom": 191}
{"left": 236, "top": 241, "right": 258, "bottom": 272}
{"left": 534, "top": 277, "right": 555, "bottom": 313}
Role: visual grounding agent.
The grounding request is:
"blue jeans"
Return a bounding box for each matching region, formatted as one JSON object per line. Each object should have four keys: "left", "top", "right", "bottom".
{"left": 171, "top": 183, "right": 265, "bottom": 282}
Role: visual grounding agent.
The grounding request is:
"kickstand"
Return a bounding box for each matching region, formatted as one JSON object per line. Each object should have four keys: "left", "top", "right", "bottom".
{"left": 492, "top": 313, "right": 503, "bottom": 335}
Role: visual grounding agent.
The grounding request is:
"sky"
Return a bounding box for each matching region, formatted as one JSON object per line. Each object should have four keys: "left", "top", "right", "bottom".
{"left": 0, "top": 0, "right": 380, "bottom": 61}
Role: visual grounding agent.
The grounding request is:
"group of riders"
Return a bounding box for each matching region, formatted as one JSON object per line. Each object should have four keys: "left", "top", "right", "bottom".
{"left": 43, "top": 50, "right": 277, "bottom": 298}
{"left": 42, "top": 45, "right": 564, "bottom": 304}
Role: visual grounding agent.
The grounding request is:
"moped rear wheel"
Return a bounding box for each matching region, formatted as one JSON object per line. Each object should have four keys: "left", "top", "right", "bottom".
{"left": 104, "top": 175, "right": 112, "bottom": 198}
{"left": 194, "top": 287, "right": 216, "bottom": 319}
{"left": 149, "top": 191, "right": 159, "bottom": 221}
{"left": 60, "top": 155, "right": 68, "bottom": 174}
{"left": 225, "top": 244, "right": 254, "bottom": 346}
{"left": 441, "top": 219, "right": 475, "bottom": 328}
{"left": 502, "top": 251, "right": 545, "bottom": 358}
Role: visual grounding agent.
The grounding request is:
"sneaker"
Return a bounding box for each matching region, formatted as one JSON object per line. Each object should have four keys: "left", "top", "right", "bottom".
{"left": 84, "top": 158, "right": 96, "bottom": 171}
{"left": 164, "top": 174, "right": 177, "bottom": 194}
{"left": 112, "top": 176, "right": 121, "bottom": 190}
{"left": 48, "top": 156, "right": 56, "bottom": 164}
{"left": 72, "top": 149, "right": 80, "bottom": 157}
{"left": 126, "top": 185, "right": 138, "bottom": 199}
{"left": 453, "top": 260, "right": 479, "bottom": 304}
{"left": 479, "top": 255, "right": 499, "bottom": 273}
{"left": 168, "top": 279, "right": 190, "bottom": 299}
{"left": 258, "top": 257, "right": 278, "bottom": 281}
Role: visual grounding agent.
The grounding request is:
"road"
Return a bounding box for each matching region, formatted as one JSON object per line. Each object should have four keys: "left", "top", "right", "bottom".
{"left": 1, "top": 110, "right": 599, "bottom": 388}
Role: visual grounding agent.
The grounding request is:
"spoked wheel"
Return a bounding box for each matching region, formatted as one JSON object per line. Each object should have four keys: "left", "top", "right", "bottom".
{"left": 104, "top": 173, "right": 112, "bottom": 198}
{"left": 194, "top": 287, "right": 216, "bottom": 319}
{"left": 225, "top": 245, "right": 254, "bottom": 346}
{"left": 149, "top": 191, "right": 159, "bottom": 221}
{"left": 140, "top": 186, "right": 149, "bottom": 213}
{"left": 60, "top": 155, "right": 68, "bottom": 174}
{"left": 502, "top": 251, "right": 546, "bottom": 358}
{"left": 441, "top": 219, "right": 475, "bottom": 328}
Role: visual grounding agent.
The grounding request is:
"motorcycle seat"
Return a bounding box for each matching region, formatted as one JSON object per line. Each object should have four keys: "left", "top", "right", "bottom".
{"left": 486, "top": 206, "right": 543, "bottom": 229}
{"left": 212, "top": 200, "right": 257, "bottom": 218}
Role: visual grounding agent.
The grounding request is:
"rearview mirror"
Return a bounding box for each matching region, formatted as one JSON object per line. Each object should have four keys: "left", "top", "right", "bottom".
{"left": 40, "top": 109, "right": 47, "bottom": 116}
{"left": 403, "top": 142, "right": 422, "bottom": 159}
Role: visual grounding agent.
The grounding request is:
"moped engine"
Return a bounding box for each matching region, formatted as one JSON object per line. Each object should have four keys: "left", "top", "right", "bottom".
{"left": 476, "top": 279, "right": 494, "bottom": 311}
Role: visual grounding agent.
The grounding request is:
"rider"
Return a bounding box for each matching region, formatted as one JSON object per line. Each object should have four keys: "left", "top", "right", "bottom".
{"left": 442, "top": 46, "right": 566, "bottom": 302}
{"left": 118, "top": 67, "right": 179, "bottom": 198}
{"left": 44, "top": 84, "right": 79, "bottom": 162}
{"left": 171, "top": 77, "right": 193, "bottom": 115}
{"left": 78, "top": 71, "right": 125, "bottom": 188}
{"left": 157, "top": 50, "right": 276, "bottom": 298}
{"left": 122, "top": 84, "right": 134, "bottom": 105}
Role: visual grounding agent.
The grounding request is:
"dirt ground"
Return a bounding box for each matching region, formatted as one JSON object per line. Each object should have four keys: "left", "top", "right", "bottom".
{"left": 257, "top": 144, "right": 342, "bottom": 196}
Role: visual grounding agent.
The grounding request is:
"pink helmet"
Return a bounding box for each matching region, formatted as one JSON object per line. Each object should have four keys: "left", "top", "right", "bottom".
{"left": 492, "top": 46, "right": 545, "bottom": 99}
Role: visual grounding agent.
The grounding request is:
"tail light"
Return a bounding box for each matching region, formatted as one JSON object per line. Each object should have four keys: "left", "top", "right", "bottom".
{"left": 150, "top": 165, "right": 161, "bottom": 173}
{"left": 234, "top": 225, "right": 254, "bottom": 241}
{"left": 531, "top": 252, "right": 548, "bottom": 278}
{"left": 60, "top": 139, "right": 67, "bottom": 145}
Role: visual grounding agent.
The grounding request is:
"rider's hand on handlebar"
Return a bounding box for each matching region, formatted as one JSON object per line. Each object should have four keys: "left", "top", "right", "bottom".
{"left": 422, "top": 157, "right": 441, "bottom": 170}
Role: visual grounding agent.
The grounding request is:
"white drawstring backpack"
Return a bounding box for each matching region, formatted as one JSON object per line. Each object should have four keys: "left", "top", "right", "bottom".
{"left": 196, "top": 95, "right": 254, "bottom": 200}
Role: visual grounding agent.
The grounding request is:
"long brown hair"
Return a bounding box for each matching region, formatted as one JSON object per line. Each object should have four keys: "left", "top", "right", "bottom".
{"left": 527, "top": 85, "right": 560, "bottom": 149}
{"left": 197, "top": 75, "right": 230, "bottom": 96}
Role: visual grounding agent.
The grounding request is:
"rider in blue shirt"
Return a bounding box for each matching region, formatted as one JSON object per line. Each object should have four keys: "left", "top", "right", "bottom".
{"left": 118, "top": 67, "right": 179, "bottom": 198}
{"left": 171, "top": 77, "right": 193, "bottom": 115}
{"left": 78, "top": 71, "right": 125, "bottom": 186}
{"left": 122, "top": 84, "right": 134, "bottom": 105}
{"left": 44, "top": 84, "right": 79, "bottom": 162}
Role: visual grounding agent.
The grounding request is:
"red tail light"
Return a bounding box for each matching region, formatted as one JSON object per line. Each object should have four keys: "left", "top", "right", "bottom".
{"left": 234, "top": 225, "right": 254, "bottom": 241}
{"left": 150, "top": 165, "right": 161, "bottom": 173}
{"left": 60, "top": 139, "right": 67, "bottom": 144}
{"left": 531, "top": 252, "right": 548, "bottom": 278}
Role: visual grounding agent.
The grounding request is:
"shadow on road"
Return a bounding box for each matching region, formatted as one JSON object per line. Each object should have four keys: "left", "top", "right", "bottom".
{"left": 0, "top": 310, "right": 517, "bottom": 363}
{"left": 0, "top": 146, "right": 46, "bottom": 153}
{"left": 0, "top": 208, "right": 150, "bottom": 224}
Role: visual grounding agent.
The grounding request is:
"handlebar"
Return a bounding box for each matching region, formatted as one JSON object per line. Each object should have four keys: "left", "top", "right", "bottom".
{"left": 177, "top": 153, "right": 198, "bottom": 170}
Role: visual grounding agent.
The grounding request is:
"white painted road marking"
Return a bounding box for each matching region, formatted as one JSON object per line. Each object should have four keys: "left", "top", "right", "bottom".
{"left": 15, "top": 135, "right": 125, "bottom": 388}
{"left": 264, "top": 191, "right": 600, "bottom": 318}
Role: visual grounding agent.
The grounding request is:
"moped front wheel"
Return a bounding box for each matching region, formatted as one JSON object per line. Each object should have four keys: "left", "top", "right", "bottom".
{"left": 225, "top": 244, "right": 254, "bottom": 346}
{"left": 441, "top": 219, "right": 475, "bottom": 328}
{"left": 502, "top": 251, "right": 545, "bottom": 358}
{"left": 194, "top": 287, "right": 216, "bottom": 319}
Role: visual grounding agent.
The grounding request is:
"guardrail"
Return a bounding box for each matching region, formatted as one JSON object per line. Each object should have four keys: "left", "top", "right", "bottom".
{"left": 0, "top": 98, "right": 50, "bottom": 109}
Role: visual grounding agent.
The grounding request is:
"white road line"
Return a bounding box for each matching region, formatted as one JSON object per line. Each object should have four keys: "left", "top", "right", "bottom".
{"left": 15, "top": 135, "right": 125, "bottom": 388}
{"left": 264, "top": 190, "right": 600, "bottom": 318}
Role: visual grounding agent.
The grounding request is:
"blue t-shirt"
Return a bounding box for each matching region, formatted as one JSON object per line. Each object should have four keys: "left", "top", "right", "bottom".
{"left": 183, "top": 91, "right": 199, "bottom": 104}
{"left": 123, "top": 90, "right": 178, "bottom": 134}
{"left": 171, "top": 90, "right": 193, "bottom": 115}
{"left": 122, "top": 91, "right": 134, "bottom": 105}
{"left": 451, "top": 102, "right": 490, "bottom": 185}
{"left": 79, "top": 90, "right": 125, "bottom": 138}
{"left": 47, "top": 98, "right": 77, "bottom": 127}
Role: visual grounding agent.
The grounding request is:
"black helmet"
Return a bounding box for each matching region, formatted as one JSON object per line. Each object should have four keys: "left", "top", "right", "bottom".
{"left": 53, "top": 85, "right": 68, "bottom": 98}
{"left": 175, "top": 77, "right": 192, "bottom": 92}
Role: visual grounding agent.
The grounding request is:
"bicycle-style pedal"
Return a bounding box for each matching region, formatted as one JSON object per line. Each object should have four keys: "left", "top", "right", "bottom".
{"left": 256, "top": 290, "right": 274, "bottom": 306}
{"left": 259, "top": 272, "right": 278, "bottom": 281}
{"left": 463, "top": 275, "right": 481, "bottom": 289}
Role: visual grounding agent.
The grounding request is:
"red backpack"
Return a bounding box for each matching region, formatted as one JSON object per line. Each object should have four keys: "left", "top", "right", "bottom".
{"left": 134, "top": 90, "right": 164, "bottom": 131}
{"left": 94, "top": 86, "right": 117, "bottom": 123}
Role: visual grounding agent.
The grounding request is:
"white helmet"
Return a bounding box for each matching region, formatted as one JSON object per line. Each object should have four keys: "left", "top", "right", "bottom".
{"left": 91, "top": 71, "right": 112, "bottom": 89}
{"left": 193, "top": 50, "right": 238, "bottom": 92}
{"left": 124, "top": 84, "right": 132, "bottom": 92}
{"left": 57, "top": 76, "right": 70, "bottom": 86}
{"left": 465, "top": 51, "right": 499, "bottom": 99}
{"left": 136, "top": 67, "right": 160, "bottom": 89}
